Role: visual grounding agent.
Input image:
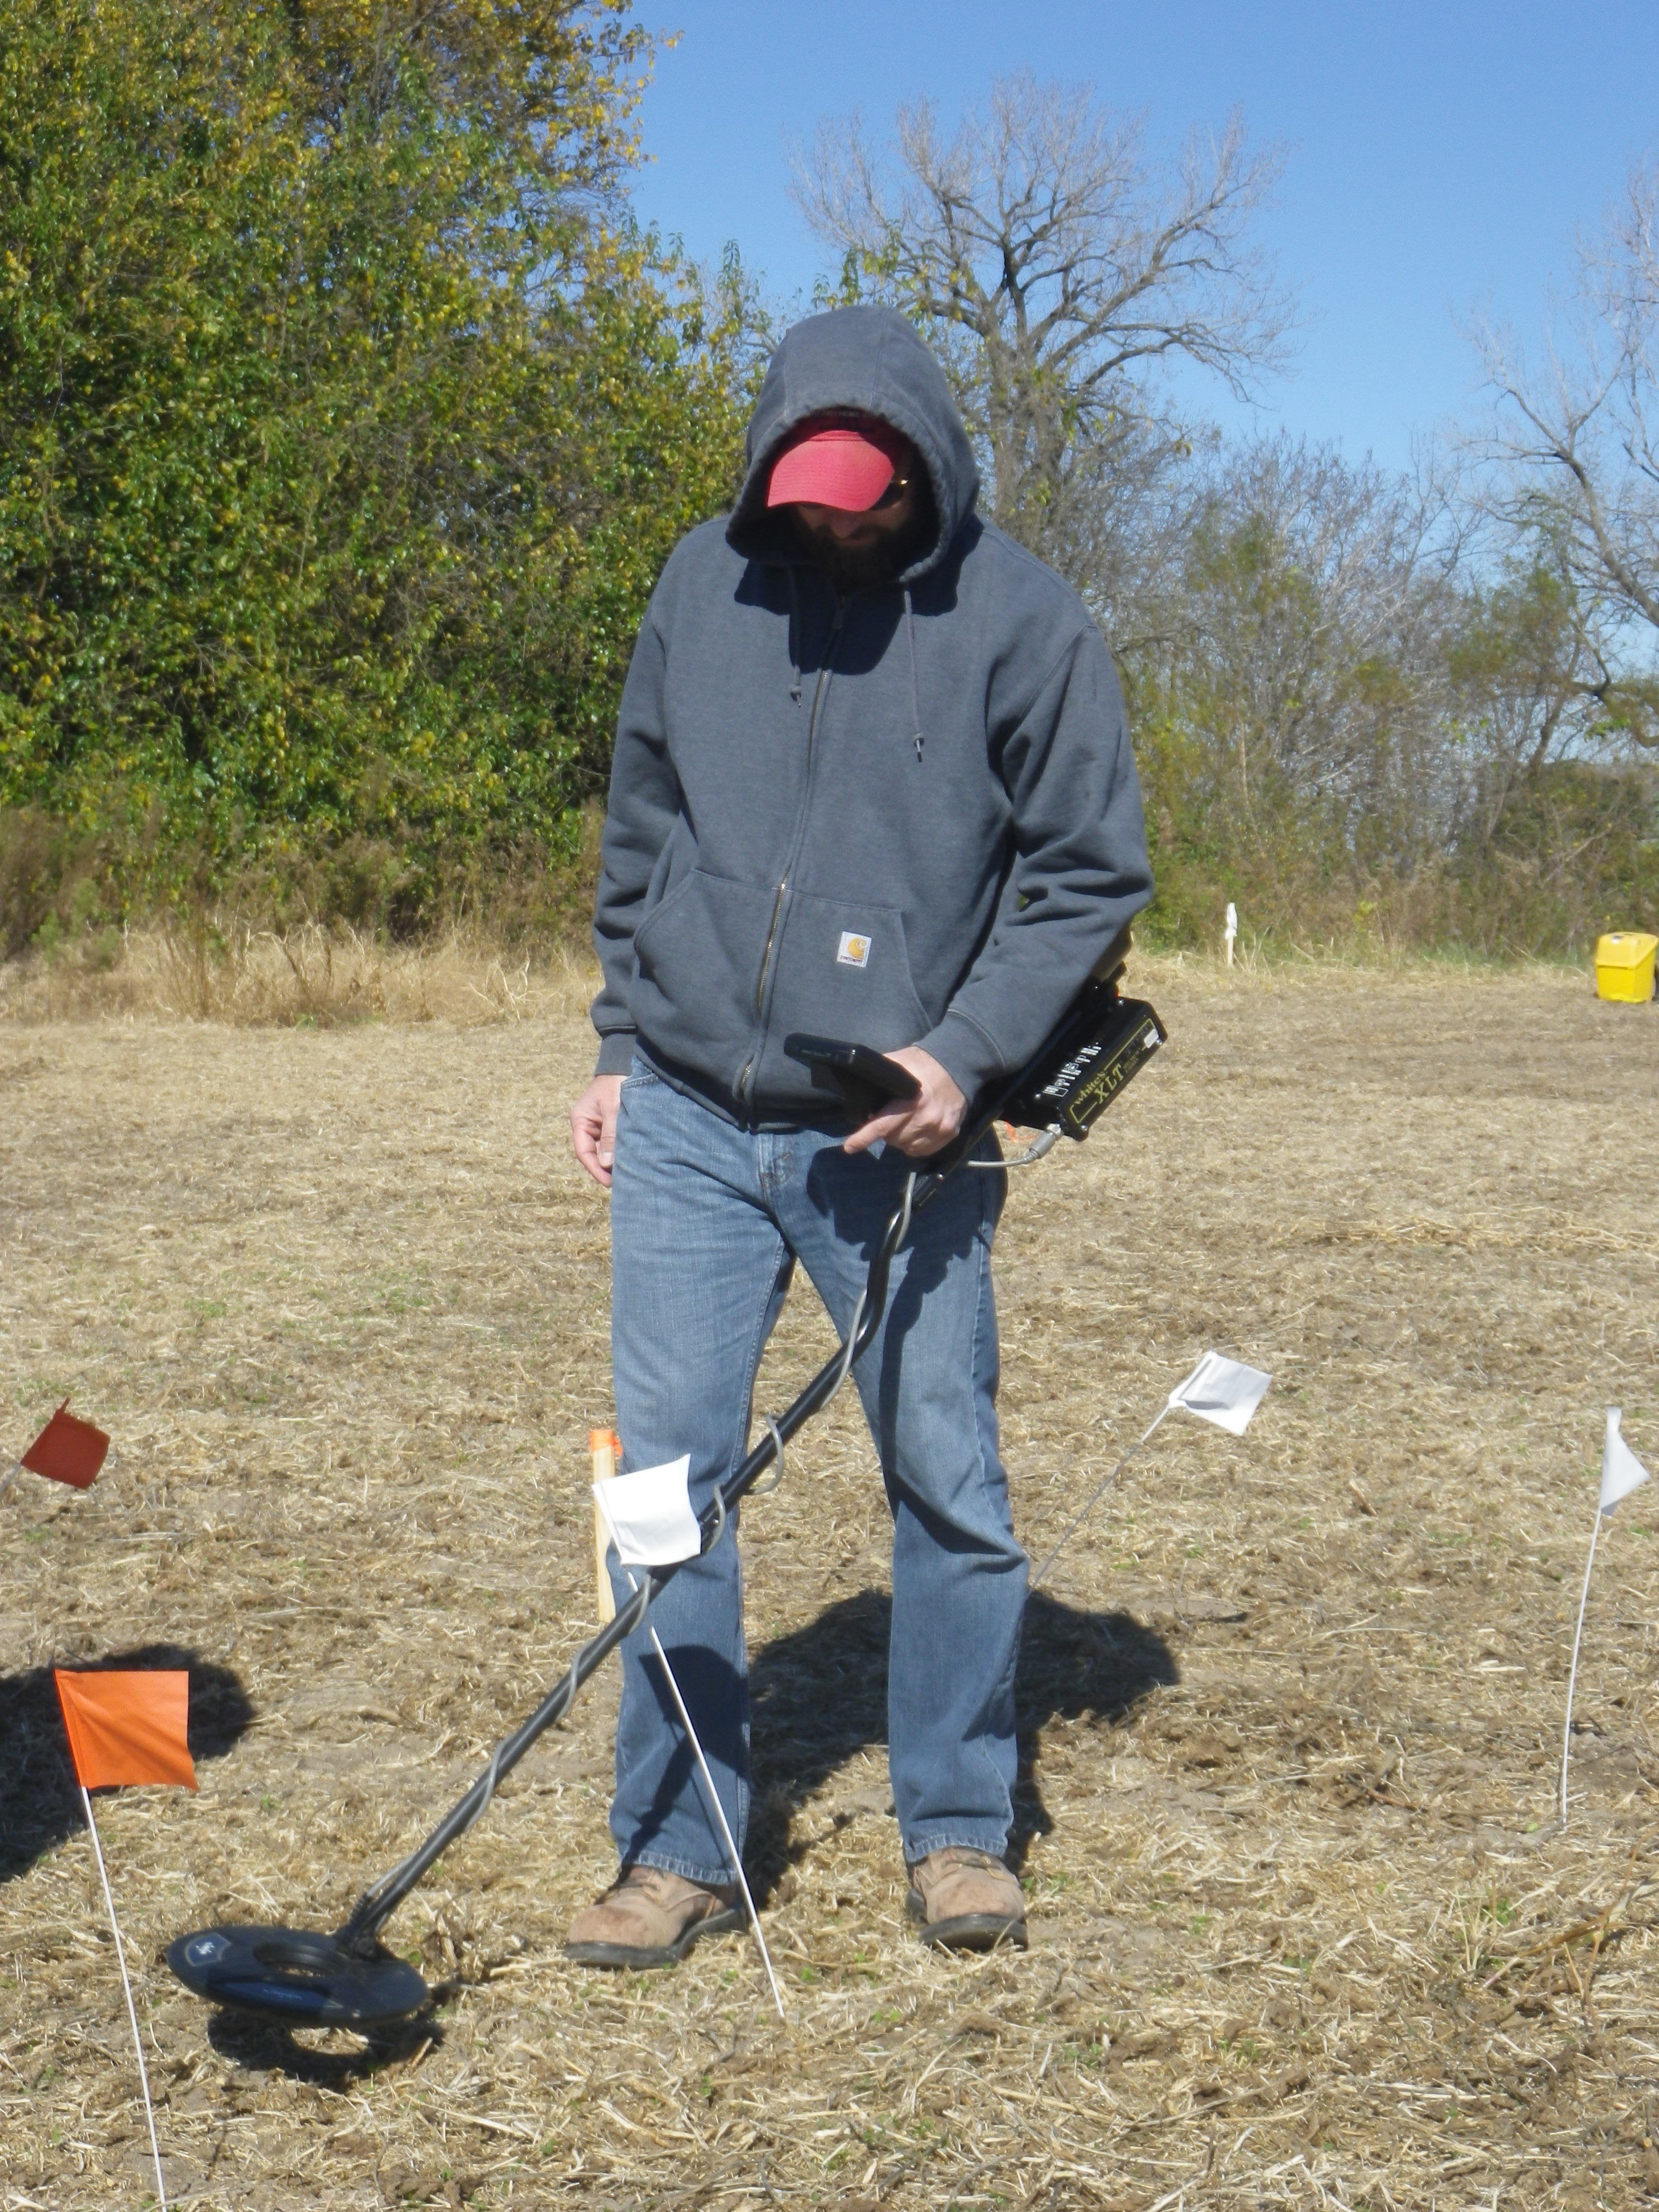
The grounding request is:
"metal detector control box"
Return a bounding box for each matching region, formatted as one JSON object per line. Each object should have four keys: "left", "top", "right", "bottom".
{"left": 1000, "top": 984, "right": 1166, "bottom": 1141}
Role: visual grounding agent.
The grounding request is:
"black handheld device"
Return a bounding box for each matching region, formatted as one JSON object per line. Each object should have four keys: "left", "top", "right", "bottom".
{"left": 784, "top": 1034, "right": 922, "bottom": 1111}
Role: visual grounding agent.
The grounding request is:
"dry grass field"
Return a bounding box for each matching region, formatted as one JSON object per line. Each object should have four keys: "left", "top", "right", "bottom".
{"left": 2, "top": 951, "right": 1657, "bottom": 2210}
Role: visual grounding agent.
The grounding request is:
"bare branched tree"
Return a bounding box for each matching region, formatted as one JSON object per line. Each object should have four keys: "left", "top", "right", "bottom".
{"left": 1135, "top": 440, "right": 1642, "bottom": 942}
{"left": 1164, "top": 439, "right": 1457, "bottom": 853}
{"left": 791, "top": 74, "right": 1292, "bottom": 578}
{"left": 1445, "top": 552, "right": 1611, "bottom": 865}
{"left": 1474, "top": 159, "right": 1659, "bottom": 743}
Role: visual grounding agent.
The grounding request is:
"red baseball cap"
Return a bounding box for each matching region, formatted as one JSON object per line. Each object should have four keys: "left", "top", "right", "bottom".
{"left": 766, "top": 419, "right": 908, "bottom": 511}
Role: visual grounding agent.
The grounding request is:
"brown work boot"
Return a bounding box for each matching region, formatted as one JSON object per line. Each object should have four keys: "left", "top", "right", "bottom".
{"left": 906, "top": 1847, "right": 1027, "bottom": 1951}
{"left": 564, "top": 1865, "right": 742, "bottom": 1970}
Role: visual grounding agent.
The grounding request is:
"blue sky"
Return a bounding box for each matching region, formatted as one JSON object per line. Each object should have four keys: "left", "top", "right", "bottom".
{"left": 626, "top": 1, "right": 1659, "bottom": 476}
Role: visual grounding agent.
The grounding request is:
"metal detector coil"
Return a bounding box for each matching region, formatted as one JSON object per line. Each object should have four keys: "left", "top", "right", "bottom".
{"left": 166, "top": 927, "right": 1164, "bottom": 2029}
{"left": 166, "top": 1925, "right": 428, "bottom": 2027}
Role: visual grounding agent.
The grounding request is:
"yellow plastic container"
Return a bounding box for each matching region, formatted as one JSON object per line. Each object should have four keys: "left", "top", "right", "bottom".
{"left": 1594, "top": 931, "right": 1658, "bottom": 1003}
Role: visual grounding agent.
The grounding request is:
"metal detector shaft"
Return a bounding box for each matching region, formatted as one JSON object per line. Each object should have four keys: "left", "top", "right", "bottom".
{"left": 334, "top": 1164, "right": 929, "bottom": 1954}
{"left": 333, "top": 931, "right": 1145, "bottom": 1956}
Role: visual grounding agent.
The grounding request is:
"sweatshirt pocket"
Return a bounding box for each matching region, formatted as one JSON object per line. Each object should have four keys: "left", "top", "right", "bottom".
{"left": 761, "top": 891, "right": 932, "bottom": 1053}
{"left": 630, "top": 867, "right": 782, "bottom": 1077}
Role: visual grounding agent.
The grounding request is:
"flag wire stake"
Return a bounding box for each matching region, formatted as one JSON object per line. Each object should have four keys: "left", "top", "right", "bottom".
{"left": 80, "top": 1784, "right": 168, "bottom": 2211}
{"left": 1029, "top": 1405, "right": 1173, "bottom": 1592}
{"left": 0, "top": 1463, "right": 20, "bottom": 1512}
{"left": 614, "top": 1558, "right": 786, "bottom": 2022}
{"left": 1560, "top": 1506, "right": 1605, "bottom": 1831}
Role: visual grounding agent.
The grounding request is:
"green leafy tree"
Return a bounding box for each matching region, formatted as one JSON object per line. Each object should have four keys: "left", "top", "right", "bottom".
{"left": 0, "top": 0, "right": 756, "bottom": 924}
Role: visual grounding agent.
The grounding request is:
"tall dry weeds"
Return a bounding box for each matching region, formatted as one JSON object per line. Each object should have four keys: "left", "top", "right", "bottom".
{"left": 0, "top": 916, "right": 1595, "bottom": 1037}
{"left": 0, "top": 921, "right": 600, "bottom": 1027}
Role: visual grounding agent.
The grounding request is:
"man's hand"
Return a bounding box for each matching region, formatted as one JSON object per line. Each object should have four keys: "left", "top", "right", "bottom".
{"left": 572, "top": 1074, "right": 624, "bottom": 1188}
{"left": 842, "top": 1046, "right": 967, "bottom": 1159}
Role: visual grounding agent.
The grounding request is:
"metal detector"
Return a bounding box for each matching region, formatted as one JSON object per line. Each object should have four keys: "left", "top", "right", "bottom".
{"left": 167, "top": 933, "right": 1165, "bottom": 2029}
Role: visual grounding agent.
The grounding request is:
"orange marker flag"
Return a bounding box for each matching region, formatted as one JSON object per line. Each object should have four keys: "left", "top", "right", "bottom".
{"left": 55, "top": 1669, "right": 196, "bottom": 1792}
{"left": 55, "top": 1669, "right": 193, "bottom": 2210}
{"left": 22, "top": 1400, "right": 110, "bottom": 1489}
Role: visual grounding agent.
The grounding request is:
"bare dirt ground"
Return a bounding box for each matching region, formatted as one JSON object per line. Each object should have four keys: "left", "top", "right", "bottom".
{"left": 2, "top": 956, "right": 1657, "bottom": 2210}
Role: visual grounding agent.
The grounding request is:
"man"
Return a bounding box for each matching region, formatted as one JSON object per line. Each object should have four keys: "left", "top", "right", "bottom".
{"left": 567, "top": 305, "right": 1151, "bottom": 1967}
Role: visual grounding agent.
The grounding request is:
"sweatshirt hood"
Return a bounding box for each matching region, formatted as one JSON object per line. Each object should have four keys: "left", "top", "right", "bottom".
{"left": 726, "top": 306, "right": 980, "bottom": 584}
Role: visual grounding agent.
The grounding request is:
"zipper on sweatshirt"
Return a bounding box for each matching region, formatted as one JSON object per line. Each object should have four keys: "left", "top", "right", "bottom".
{"left": 751, "top": 651, "right": 833, "bottom": 1011}
{"left": 736, "top": 600, "right": 844, "bottom": 1107}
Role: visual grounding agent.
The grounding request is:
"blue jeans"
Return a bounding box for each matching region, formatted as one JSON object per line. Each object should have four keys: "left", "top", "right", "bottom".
{"left": 605, "top": 1061, "right": 1025, "bottom": 1883}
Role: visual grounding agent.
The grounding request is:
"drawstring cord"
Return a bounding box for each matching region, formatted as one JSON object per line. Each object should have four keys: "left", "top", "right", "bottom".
{"left": 787, "top": 570, "right": 803, "bottom": 704}
{"left": 903, "top": 587, "right": 924, "bottom": 762}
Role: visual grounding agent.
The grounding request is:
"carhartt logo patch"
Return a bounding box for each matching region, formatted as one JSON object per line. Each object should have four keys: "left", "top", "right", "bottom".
{"left": 837, "top": 931, "right": 872, "bottom": 969}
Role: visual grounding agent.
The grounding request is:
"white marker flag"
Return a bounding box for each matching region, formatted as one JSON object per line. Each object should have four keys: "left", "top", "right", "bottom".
{"left": 1563, "top": 1407, "right": 1653, "bottom": 1826}
{"left": 1600, "top": 1408, "right": 1651, "bottom": 1516}
{"left": 1168, "top": 1351, "right": 1273, "bottom": 1436}
{"left": 594, "top": 1454, "right": 701, "bottom": 1568}
{"left": 590, "top": 1456, "right": 783, "bottom": 2016}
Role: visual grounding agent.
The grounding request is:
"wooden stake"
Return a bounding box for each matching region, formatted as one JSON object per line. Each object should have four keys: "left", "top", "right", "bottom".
{"left": 591, "top": 1428, "right": 621, "bottom": 1624}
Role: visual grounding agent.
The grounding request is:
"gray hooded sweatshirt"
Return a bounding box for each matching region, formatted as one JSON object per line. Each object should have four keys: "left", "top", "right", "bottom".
{"left": 591, "top": 305, "right": 1152, "bottom": 1121}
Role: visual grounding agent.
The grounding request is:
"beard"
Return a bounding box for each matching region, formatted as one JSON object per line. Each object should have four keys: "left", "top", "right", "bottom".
{"left": 793, "top": 499, "right": 934, "bottom": 592}
{"left": 812, "top": 532, "right": 901, "bottom": 591}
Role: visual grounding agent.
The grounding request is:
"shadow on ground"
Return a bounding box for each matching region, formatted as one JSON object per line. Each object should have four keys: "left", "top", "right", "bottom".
{"left": 745, "top": 1588, "right": 1176, "bottom": 1896}
{"left": 0, "top": 1644, "right": 254, "bottom": 1880}
{"left": 206, "top": 2009, "right": 444, "bottom": 2084}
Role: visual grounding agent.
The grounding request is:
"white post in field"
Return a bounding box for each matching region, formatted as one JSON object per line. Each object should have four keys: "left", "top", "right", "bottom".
{"left": 1224, "top": 903, "right": 1238, "bottom": 968}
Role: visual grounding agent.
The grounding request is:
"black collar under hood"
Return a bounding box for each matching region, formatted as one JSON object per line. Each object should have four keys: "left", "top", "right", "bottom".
{"left": 726, "top": 306, "right": 980, "bottom": 585}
